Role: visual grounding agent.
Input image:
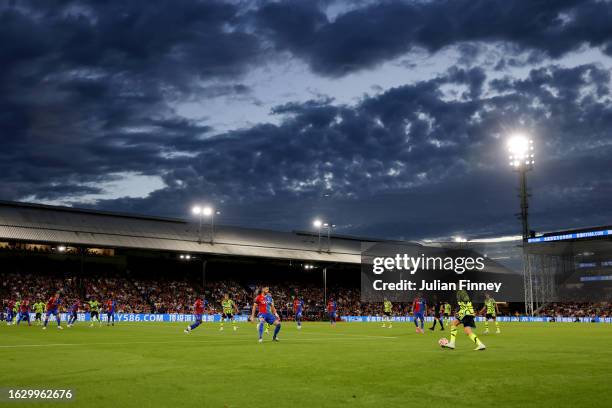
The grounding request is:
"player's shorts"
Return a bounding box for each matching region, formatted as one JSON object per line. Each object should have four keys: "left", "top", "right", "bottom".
{"left": 295, "top": 312, "right": 302, "bottom": 319}
{"left": 459, "top": 315, "right": 476, "bottom": 328}
{"left": 384, "top": 311, "right": 391, "bottom": 317}
{"left": 222, "top": 312, "right": 233, "bottom": 319}
{"left": 71, "top": 311, "right": 78, "bottom": 319}
{"left": 486, "top": 313, "right": 496, "bottom": 320}
{"left": 194, "top": 313, "right": 203, "bottom": 322}
{"left": 91, "top": 311, "right": 99, "bottom": 319}
{"left": 414, "top": 312, "right": 424, "bottom": 320}
{"left": 258, "top": 312, "right": 277, "bottom": 324}
{"left": 19, "top": 312, "right": 30, "bottom": 320}
{"left": 328, "top": 312, "right": 336, "bottom": 320}
{"left": 443, "top": 313, "right": 449, "bottom": 318}
{"left": 35, "top": 312, "right": 42, "bottom": 320}
{"left": 46, "top": 309, "right": 58, "bottom": 317}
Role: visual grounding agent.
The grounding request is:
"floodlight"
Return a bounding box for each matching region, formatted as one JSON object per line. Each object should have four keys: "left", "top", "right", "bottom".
{"left": 507, "top": 134, "right": 534, "bottom": 168}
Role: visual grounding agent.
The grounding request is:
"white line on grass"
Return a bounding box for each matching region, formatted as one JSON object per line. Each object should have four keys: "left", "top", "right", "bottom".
{"left": 312, "top": 332, "right": 398, "bottom": 339}
{"left": 0, "top": 334, "right": 397, "bottom": 349}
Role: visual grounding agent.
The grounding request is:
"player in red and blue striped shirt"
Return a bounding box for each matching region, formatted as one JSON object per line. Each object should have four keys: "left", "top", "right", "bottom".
{"left": 184, "top": 297, "right": 208, "bottom": 333}
{"left": 327, "top": 298, "right": 337, "bottom": 326}
{"left": 105, "top": 297, "right": 116, "bottom": 326}
{"left": 412, "top": 294, "right": 427, "bottom": 334}
{"left": 293, "top": 297, "right": 304, "bottom": 330}
{"left": 43, "top": 292, "right": 63, "bottom": 330}
{"left": 6, "top": 300, "right": 15, "bottom": 326}
{"left": 16, "top": 299, "right": 31, "bottom": 326}
{"left": 250, "top": 287, "right": 281, "bottom": 343}
{"left": 67, "top": 299, "right": 80, "bottom": 327}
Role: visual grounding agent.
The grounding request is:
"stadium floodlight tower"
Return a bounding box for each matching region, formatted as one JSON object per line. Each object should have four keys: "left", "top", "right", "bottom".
{"left": 192, "top": 205, "right": 217, "bottom": 244}
{"left": 313, "top": 219, "right": 323, "bottom": 251}
{"left": 507, "top": 133, "right": 535, "bottom": 315}
{"left": 313, "top": 218, "right": 335, "bottom": 252}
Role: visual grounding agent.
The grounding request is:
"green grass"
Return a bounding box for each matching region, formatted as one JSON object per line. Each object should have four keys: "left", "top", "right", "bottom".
{"left": 0, "top": 321, "right": 610, "bottom": 407}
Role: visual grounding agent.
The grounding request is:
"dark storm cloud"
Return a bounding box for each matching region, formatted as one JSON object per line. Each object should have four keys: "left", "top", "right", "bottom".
{"left": 255, "top": 0, "right": 612, "bottom": 76}
{"left": 93, "top": 63, "right": 612, "bottom": 238}
{"left": 2, "top": 0, "right": 612, "bottom": 239}
{"left": 0, "top": 0, "right": 261, "bottom": 199}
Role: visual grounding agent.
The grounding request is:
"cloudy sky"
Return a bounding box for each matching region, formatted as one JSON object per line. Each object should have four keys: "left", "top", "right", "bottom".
{"left": 2, "top": 0, "right": 612, "bottom": 240}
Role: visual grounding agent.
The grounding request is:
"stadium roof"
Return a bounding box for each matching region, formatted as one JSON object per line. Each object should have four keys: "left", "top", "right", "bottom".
{"left": 0, "top": 201, "right": 381, "bottom": 264}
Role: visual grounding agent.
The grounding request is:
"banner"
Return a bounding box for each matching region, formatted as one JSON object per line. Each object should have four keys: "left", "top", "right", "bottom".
{"left": 17, "top": 313, "right": 611, "bottom": 324}
{"left": 340, "top": 315, "right": 612, "bottom": 323}
{"left": 24, "top": 313, "right": 250, "bottom": 322}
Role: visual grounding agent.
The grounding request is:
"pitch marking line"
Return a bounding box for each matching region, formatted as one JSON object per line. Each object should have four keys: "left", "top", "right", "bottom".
{"left": 0, "top": 334, "right": 397, "bottom": 349}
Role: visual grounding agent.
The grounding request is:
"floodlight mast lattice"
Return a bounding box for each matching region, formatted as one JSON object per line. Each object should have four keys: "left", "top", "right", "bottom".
{"left": 313, "top": 219, "right": 335, "bottom": 252}
{"left": 192, "top": 205, "right": 217, "bottom": 244}
{"left": 507, "top": 134, "right": 535, "bottom": 316}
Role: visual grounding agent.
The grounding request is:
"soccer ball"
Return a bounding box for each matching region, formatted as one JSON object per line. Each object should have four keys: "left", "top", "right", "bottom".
{"left": 438, "top": 338, "right": 449, "bottom": 347}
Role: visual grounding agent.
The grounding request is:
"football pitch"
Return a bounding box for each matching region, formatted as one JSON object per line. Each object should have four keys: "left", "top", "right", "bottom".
{"left": 1, "top": 322, "right": 610, "bottom": 408}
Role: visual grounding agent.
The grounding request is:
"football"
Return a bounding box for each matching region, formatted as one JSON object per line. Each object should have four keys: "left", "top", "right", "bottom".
{"left": 438, "top": 338, "right": 449, "bottom": 347}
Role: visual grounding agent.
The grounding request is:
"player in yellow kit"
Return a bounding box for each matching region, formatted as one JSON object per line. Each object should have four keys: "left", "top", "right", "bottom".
{"left": 443, "top": 301, "right": 452, "bottom": 326}
{"left": 479, "top": 293, "right": 501, "bottom": 334}
{"left": 220, "top": 294, "right": 239, "bottom": 331}
{"left": 442, "top": 290, "right": 486, "bottom": 351}
{"left": 33, "top": 300, "right": 45, "bottom": 325}
{"left": 382, "top": 299, "right": 393, "bottom": 328}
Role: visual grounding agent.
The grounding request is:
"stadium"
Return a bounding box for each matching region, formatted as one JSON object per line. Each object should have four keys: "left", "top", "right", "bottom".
{"left": 3, "top": 1, "right": 612, "bottom": 407}
{"left": 1, "top": 200, "right": 611, "bottom": 407}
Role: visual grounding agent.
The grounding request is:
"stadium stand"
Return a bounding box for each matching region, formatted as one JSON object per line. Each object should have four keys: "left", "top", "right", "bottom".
{"left": 2, "top": 270, "right": 610, "bottom": 319}
{"left": 1, "top": 201, "right": 611, "bottom": 320}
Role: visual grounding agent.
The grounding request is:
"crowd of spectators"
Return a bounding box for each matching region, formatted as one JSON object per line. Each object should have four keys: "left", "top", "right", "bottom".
{"left": 0, "top": 243, "right": 113, "bottom": 256}
{"left": 537, "top": 302, "right": 612, "bottom": 318}
{"left": 1, "top": 272, "right": 611, "bottom": 318}
{"left": 84, "top": 276, "right": 150, "bottom": 313}
{"left": 1, "top": 272, "right": 81, "bottom": 303}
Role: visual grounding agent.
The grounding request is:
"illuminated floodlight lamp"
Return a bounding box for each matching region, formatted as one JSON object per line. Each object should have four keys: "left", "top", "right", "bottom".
{"left": 57, "top": 245, "right": 67, "bottom": 252}
{"left": 507, "top": 134, "right": 535, "bottom": 169}
{"left": 313, "top": 219, "right": 323, "bottom": 228}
